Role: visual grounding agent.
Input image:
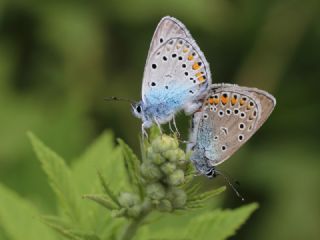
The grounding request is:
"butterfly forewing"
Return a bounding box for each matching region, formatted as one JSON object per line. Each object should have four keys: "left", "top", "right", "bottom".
{"left": 197, "top": 84, "right": 276, "bottom": 166}
{"left": 142, "top": 17, "right": 211, "bottom": 108}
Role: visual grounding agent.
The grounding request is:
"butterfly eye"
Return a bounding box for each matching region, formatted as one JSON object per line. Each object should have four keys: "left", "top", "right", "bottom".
{"left": 136, "top": 105, "right": 142, "bottom": 113}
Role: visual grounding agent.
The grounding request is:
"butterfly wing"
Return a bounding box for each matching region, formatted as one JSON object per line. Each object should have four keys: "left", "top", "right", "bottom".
{"left": 141, "top": 16, "right": 212, "bottom": 117}
{"left": 196, "top": 83, "right": 276, "bottom": 166}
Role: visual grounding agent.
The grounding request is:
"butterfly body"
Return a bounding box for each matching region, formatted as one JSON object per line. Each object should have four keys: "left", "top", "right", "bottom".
{"left": 133, "top": 16, "right": 212, "bottom": 133}
{"left": 188, "top": 83, "right": 276, "bottom": 176}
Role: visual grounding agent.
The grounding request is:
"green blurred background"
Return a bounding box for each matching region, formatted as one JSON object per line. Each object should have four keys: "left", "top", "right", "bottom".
{"left": 0, "top": 0, "right": 319, "bottom": 239}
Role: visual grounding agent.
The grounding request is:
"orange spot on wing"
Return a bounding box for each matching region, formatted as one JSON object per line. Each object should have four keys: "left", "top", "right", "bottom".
{"left": 246, "top": 105, "right": 253, "bottom": 110}
{"left": 195, "top": 72, "right": 204, "bottom": 77}
{"left": 213, "top": 97, "right": 219, "bottom": 105}
{"left": 188, "top": 55, "right": 194, "bottom": 60}
{"left": 192, "top": 63, "right": 200, "bottom": 70}
{"left": 221, "top": 96, "right": 228, "bottom": 105}
{"left": 208, "top": 97, "right": 214, "bottom": 105}
{"left": 231, "top": 97, "right": 237, "bottom": 105}
{"left": 198, "top": 76, "right": 206, "bottom": 82}
{"left": 240, "top": 99, "right": 246, "bottom": 106}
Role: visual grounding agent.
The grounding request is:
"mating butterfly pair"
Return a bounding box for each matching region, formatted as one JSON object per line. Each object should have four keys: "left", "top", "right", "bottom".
{"left": 129, "top": 16, "right": 276, "bottom": 178}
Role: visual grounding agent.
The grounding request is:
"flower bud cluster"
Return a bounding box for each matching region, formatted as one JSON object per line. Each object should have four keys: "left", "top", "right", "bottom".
{"left": 111, "top": 192, "right": 142, "bottom": 218}
{"left": 140, "top": 135, "right": 188, "bottom": 212}
{"left": 111, "top": 135, "right": 189, "bottom": 218}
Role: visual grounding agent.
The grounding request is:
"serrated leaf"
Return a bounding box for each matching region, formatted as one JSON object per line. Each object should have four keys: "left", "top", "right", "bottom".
{"left": 117, "top": 139, "right": 143, "bottom": 197}
{"left": 187, "top": 186, "right": 226, "bottom": 202}
{"left": 148, "top": 203, "right": 258, "bottom": 240}
{"left": 97, "top": 171, "right": 120, "bottom": 207}
{"left": 40, "top": 215, "right": 78, "bottom": 240}
{"left": 83, "top": 194, "right": 118, "bottom": 210}
{"left": 41, "top": 215, "right": 101, "bottom": 240}
{"left": 185, "top": 182, "right": 201, "bottom": 197}
{"left": 68, "top": 230, "right": 101, "bottom": 240}
{"left": 28, "top": 132, "right": 81, "bottom": 224}
{"left": 71, "top": 131, "right": 121, "bottom": 194}
{"left": 0, "top": 184, "right": 57, "bottom": 240}
{"left": 71, "top": 131, "right": 127, "bottom": 232}
{"left": 185, "top": 203, "right": 259, "bottom": 240}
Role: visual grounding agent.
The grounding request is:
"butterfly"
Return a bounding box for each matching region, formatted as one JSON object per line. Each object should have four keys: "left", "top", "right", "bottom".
{"left": 188, "top": 83, "right": 276, "bottom": 178}
{"left": 131, "top": 16, "right": 212, "bottom": 136}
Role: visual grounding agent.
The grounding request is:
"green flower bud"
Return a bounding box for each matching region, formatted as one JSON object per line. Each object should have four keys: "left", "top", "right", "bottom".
{"left": 167, "top": 169, "right": 185, "bottom": 186}
{"left": 151, "top": 135, "right": 178, "bottom": 153}
{"left": 158, "top": 199, "right": 173, "bottom": 212}
{"left": 118, "top": 192, "right": 140, "bottom": 208}
{"left": 140, "top": 162, "right": 163, "bottom": 181}
{"left": 152, "top": 154, "right": 166, "bottom": 165}
{"left": 141, "top": 198, "right": 152, "bottom": 212}
{"left": 171, "top": 189, "right": 187, "bottom": 208}
{"left": 146, "top": 183, "right": 166, "bottom": 200}
{"left": 166, "top": 188, "right": 187, "bottom": 209}
{"left": 147, "top": 148, "right": 166, "bottom": 165}
{"left": 127, "top": 205, "right": 142, "bottom": 218}
{"left": 111, "top": 208, "right": 126, "bottom": 218}
{"left": 160, "top": 162, "right": 176, "bottom": 175}
{"left": 163, "top": 149, "right": 186, "bottom": 162}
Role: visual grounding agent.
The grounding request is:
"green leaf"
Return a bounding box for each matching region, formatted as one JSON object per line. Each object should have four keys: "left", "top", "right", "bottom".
{"left": 28, "top": 132, "right": 81, "bottom": 224}
{"left": 148, "top": 203, "right": 258, "bottom": 240}
{"left": 82, "top": 194, "right": 119, "bottom": 210}
{"left": 185, "top": 203, "right": 259, "bottom": 240}
{"left": 70, "top": 131, "right": 126, "bottom": 233}
{"left": 186, "top": 186, "right": 226, "bottom": 209}
{"left": 0, "top": 184, "right": 57, "bottom": 240}
{"left": 117, "top": 138, "right": 143, "bottom": 197}
{"left": 40, "top": 216, "right": 77, "bottom": 240}
{"left": 71, "top": 131, "right": 121, "bottom": 194}
{"left": 97, "top": 171, "right": 120, "bottom": 207}
{"left": 41, "top": 215, "right": 101, "bottom": 240}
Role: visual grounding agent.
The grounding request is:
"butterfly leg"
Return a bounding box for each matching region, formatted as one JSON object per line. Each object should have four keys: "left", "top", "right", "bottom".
{"left": 154, "top": 118, "right": 163, "bottom": 135}
{"left": 141, "top": 123, "right": 149, "bottom": 139}
{"left": 168, "top": 120, "right": 175, "bottom": 135}
{"left": 172, "top": 117, "right": 180, "bottom": 138}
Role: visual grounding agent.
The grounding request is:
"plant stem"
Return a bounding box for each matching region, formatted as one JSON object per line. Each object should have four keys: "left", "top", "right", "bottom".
{"left": 120, "top": 210, "right": 150, "bottom": 240}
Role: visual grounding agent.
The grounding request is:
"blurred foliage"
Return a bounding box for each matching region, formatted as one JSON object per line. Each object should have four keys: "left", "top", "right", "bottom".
{"left": 0, "top": 0, "right": 320, "bottom": 239}
{"left": 0, "top": 130, "right": 257, "bottom": 240}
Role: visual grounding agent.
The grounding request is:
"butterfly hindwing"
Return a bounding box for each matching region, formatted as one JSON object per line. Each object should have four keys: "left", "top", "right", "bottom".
{"left": 196, "top": 84, "right": 276, "bottom": 166}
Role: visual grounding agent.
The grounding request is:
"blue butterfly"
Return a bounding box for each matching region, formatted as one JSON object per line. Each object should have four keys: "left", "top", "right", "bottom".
{"left": 188, "top": 84, "right": 276, "bottom": 178}
{"left": 131, "top": 16, "right": 212, "bottom": 136}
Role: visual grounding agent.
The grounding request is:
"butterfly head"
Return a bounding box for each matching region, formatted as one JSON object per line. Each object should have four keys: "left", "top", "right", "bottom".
{"left": 205, "top": 168, "right": 217, "bottom": 178}
{"left": 131, "top": 101, "right": 144, "bottom": 119}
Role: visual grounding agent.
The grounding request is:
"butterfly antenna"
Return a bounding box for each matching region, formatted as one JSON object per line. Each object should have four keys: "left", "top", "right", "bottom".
{"left": 104, "top": 96, "right": 135, "bottom": 104}
{"left": 215, "top": 169, "right": 245, "bottom": 201}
